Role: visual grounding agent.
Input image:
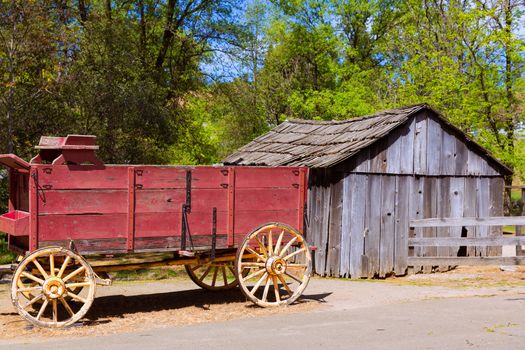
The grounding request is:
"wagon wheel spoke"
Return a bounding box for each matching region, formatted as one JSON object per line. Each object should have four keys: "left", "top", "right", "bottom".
{"left": 285, "top": 271, "right": 303, "bottom": 284}
{"left": 49, "top": 254, "right": 55, "bottom": 277}
{"left": 277, "top": 274, "right": 293, "bottom": 297}
{"left": 36, "top": 299, "right": 49, "bottom": 320}
{"left": 245, "top": 247, "right": 265, "bottom": 262}
{"left": 21, "top": 271, "right": 44, "bottom": 285}
{"left": 274, "top": 230, "right": 285, "bottom": 257}
{"left": 236, "top": 223, "right": 311, "bottom": 307}
{"left": 272, "top": 276, "right": 280, "bottom": 302}
{"left": 60, "top": 297, "right": 75, "bottom": 317}
{"left": 11, "top": 247, "right": 96, "bottom": 328}
{"left": 261, "top": 276, "right": 271, "bottom": 302}
{"left": 268, "top": 229, "right": 273, "bottom": 256}
{"left": 65, "top": 282, "right": 92, "bottom": 289}
{"left": 17, "top": 286, "right": 43, "bottom": 293}
{"left": 250, "top": 272, "right": 268, "bottom": 295}
{"left": 57, "top": 256, "right": 71, "bottom": 278}
{"left": 52, "top": 300, "right": 58, "bottom": 323}
{"left": 198, "top": 266, "right": 212, "bottom": 282}
{"left": 279, "top": 237, "right": 298, "bottom": 257}
{"left": 243, "top": 267, "right": 265, "bottom": 282}
{"left": 185, "top": 260, "right": 239, "bottom": 291}
{"left": 254, "top": 235, "right": 268, "bottom": 258}
{"left": 63, "top": 266, "right": 86, "bottom": 282}
{"left": 31, "top": 259, "right": 49, "bottom": 280}
{"left": 283, "top": 247, "right": 307, "bottom": 261}
{"left": 23, "top": 294, "right": 44, "bottom": 310}
{"left": 211, "top": 266, "right": 219, "bottom": 287}
{"left": 67, "top": 291, "right": 87, "bottom": 304}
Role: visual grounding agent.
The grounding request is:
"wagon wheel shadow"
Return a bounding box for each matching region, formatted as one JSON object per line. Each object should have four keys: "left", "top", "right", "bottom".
{"left": 82, "top": 287, "right": 331, "bottom": 325}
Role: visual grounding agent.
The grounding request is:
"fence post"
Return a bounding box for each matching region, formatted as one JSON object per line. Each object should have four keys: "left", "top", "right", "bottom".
{"left": 518, "top": 189, "right": 525, "bottom": 256}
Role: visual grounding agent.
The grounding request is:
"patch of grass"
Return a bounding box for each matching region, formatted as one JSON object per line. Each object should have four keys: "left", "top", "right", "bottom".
{"left": 111, "top": 266, "right": 187, "bottom": 281}
{"left": 0, "top": 233, "right": 15, "bottom": 264}
{"left": 484, "top": 323, "right": 518, "bottom": 333}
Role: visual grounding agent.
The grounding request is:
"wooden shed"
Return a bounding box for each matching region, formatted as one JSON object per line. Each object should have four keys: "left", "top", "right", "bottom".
{"left": 223, "top": 104, "right": 512, "bottom": 278}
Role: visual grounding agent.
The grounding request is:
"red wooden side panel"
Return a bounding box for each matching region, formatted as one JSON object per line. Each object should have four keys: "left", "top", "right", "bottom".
{"left": 31, "top": 164, "right": 307, "bottom": 254}
{"left": 233, "top": 167, "right": 307, "bottom": 238}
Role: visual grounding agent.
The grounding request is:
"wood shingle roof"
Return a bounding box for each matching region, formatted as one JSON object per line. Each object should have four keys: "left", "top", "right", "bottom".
{"left": 223, "top": 103, "right": 512, "bottom": 174}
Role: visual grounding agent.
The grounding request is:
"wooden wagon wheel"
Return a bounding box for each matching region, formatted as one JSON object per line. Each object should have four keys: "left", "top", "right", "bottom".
{"left": 185, "top": 260, "right": 239, "bottom": 291}
{"left": 11, "top": 247, "right": 96, "bottom": 328}
{"left": 235, "top": 223, "right": 312, "bottom": 307}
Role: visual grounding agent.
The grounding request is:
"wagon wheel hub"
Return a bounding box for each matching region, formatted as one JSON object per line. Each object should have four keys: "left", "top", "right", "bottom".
{"left": 266, "top": 256, "right": 287, "bottom": 276}
{"left": 42, "top": 277, "right": 66, "bottom": 300}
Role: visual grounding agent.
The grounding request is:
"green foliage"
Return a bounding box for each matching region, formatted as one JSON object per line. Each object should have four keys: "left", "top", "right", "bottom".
{"left": 0, "top": 0, "right": 522, "bottom": 181}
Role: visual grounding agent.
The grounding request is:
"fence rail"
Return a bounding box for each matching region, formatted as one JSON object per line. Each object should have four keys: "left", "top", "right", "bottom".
{"left": 408, "top": 216, "right": 525, "bottom": 267}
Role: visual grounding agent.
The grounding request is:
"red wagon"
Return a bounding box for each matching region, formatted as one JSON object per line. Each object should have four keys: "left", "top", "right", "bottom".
{"left": 0, "top": 135, "right": 312, "bottom": 328}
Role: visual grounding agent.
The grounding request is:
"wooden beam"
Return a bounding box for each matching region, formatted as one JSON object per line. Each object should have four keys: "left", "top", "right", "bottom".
{"left": 408, "top": 256, "right": 525, "bottom": 266}
{"left": 410, "top": 216, "right": 525, "bottom": 228}
{"left": 409, "top": 236, "right": 525, "bottom": 247}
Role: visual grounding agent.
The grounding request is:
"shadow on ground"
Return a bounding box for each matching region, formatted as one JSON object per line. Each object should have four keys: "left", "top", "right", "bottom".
{"left": 83, "top": 287, "right": 331, "bottom": 323}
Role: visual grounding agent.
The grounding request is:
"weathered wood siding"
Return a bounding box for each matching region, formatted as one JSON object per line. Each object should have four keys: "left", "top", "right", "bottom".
{"left": 337, "top": 111, "right": 502, "bottom": 177}
{"left": 307, "top": 110, "right": 506, "bottom": 278}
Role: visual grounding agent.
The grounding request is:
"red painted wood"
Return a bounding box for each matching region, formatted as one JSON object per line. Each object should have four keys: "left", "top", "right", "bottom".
{"left": 38, "top": 214, "right": 127, "bottom": 241}
{"left": 8, "top": 169, "right": 16, "bottom": 212}
{"left": 234, "top": 167, "right": 301, "bottom": 188}
{"left": 39, "top": 190, "right": 127, "bottom": 214}
{"left": 233, "top": 210, "right": 298, "bottom": 235}
{"left": 227, "top": 168, "right": 235, "bottom": 246}
{"left": 127, "top": 167, "right": 136, "bottom": 251}
{"left": 135, "top": 166, "right": 227, "bottom": 189}
{"left": 235, "top": 188, "right": 298, "bottom": 211}
{"left": 298, "top": 167, "right": 307, "bottom": 233}
{"left": 136, "top": 189, "right": 227, "bottom": 213}
{"left": 17, "top": 160, "right": 309, "bottom": 254}
{"left": 29, "top": 168, "right": 38, "bottom": 251}
{"left": 36, "top": 165, "right": 128, "bottom": 189}
{"left": 135, "top": 211, "right": 227, "bottom": 238}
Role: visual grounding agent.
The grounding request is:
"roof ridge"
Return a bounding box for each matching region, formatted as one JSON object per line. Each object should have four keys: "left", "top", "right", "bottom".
{"left": 286, "top": 103, "right": 428, "bottom": 125}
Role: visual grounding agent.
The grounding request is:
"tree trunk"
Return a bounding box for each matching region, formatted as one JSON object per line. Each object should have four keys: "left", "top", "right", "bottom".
{"left": 155, "top": 0, "right": 177, "bottom": 69}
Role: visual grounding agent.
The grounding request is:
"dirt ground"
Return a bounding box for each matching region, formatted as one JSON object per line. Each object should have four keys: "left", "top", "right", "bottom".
{"left": 1, "top": 266, "right": 525, "bottom": 342}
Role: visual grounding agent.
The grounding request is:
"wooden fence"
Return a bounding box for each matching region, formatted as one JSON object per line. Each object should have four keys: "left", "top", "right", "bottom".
{"left": 408, "top": 216, "right": 525, "bottom": 268}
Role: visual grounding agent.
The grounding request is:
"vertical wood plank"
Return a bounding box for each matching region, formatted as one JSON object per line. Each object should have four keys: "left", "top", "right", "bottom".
{"left": 318, "top": 170, "right": 332, "bottom": 275}
{"left": 467, "top": 151, "right": 483, "bottom": 176}
{"left": 455, "top": 138, "right": 468, "bottom": 175}
{"left": 379, "top": 175, "right": 396, "bottom": 277}
{"left": 423, "top": 177, "right": 436, "bottom": 272}
{"left": 353, "top": 148, "right": 370, "bottom": 173}
{"left": 349, "top": 174, "right": 367, "bottom": 278}
{"left": 386, "top": 130, "right": 402, "bottom": 174}
{"left": 408, "top": 176, "right": 424, "bottom": 272}
{"left": 413, "top": 113, "right": 428, "bottom": 174}
{"left": 369, "top": 139, "right": 388, "bottom": 173}
{"left": 366, "top": 175, "right": 382, "bottom": 277}
{"left": 227, "top": 168, "right": 236, "bottom": 247}
{"left": 29, "top": 168, "right": 38, "bottom": 252}
{"left": 436, "top": 178, "right": 450, "bottom": 270}
{"left": 488, "top": 178, "right": 504, "bottom": 256}
{"left": 426, "top": 116, "right": 442, "bottom": 175}
{"left": 449, "top": 177, "right": 465, "bottom": 256}
{"left": 127, "top": 167, "right": 136, "bottom": 252}
{"left": 340, "top": 173, "right": 352, "bottom": 277}
{"left": 463, "top": 177, "right": 478, "bottom": 256}
{"left": 441, "top": 130, "right": 457, "bottom": 175}
{"left": 477, "top": 177, "right": 490, "bottom": 256}
{"left": 399, "top": 117, "right": 415, "bottom": 174}
{"left": 394, "top": 176, "right": 409, "bottom": 275}
{"left": 326, "top": 176, "right": 343, "bottom": 276}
